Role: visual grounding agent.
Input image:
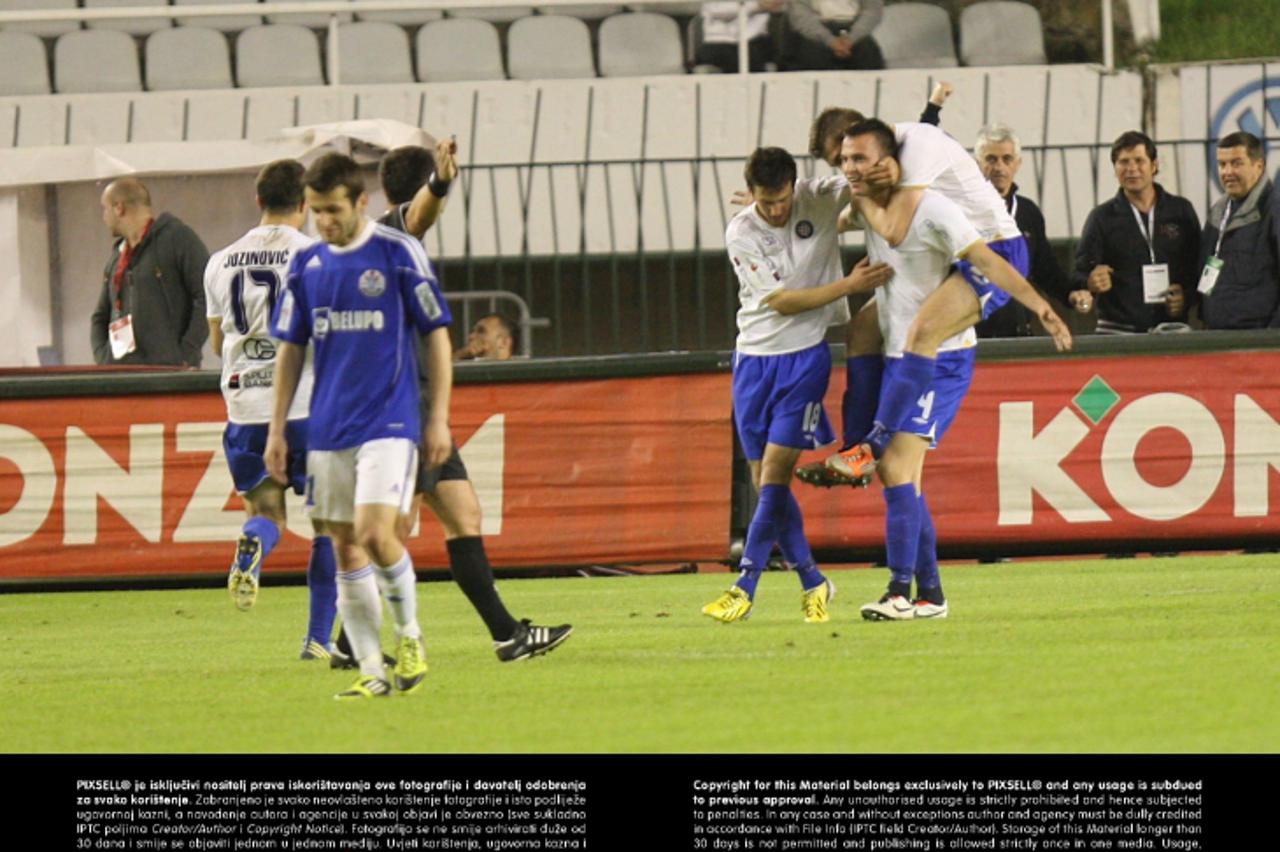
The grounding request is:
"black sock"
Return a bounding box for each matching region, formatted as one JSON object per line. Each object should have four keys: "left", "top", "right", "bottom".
{"left": 447, "top": 536, "right": 519, "bottom": 641}
{"left": 335, "top": 625, "right": 352, "bottom": 657}
{"left": 916, "top": 585, "right": 945, "bottom": 605}
{"left": 888, "top": 580, "right": 912, "bottom": 599}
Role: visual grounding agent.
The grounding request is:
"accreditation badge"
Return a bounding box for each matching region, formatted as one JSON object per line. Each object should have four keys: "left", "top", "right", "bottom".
{"left": 108, "top": 314, "right": 137, "bottom": 359}
{"left": 1141, "top": 263, "right": 1170, "bottom": 304}
{"left": 1198, "top": 256, "right": 1224, "bottom": 296}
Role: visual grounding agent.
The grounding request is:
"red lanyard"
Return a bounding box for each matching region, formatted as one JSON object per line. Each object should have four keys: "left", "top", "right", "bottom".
{"left": 111, "top": 218, "right": 153, "bottom": 312}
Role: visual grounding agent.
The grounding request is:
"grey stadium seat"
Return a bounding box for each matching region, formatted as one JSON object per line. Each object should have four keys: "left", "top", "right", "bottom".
{"left": 146, "top": 27, "right": 233, "bottom": 91}
{"left": 0, "top": 0, "right": 80, "bottom": 38}
{"left": 874, "top": 2, "right": 958, "bottom": 69}
{"left": 534, "top": 5, "right": 623, "bottom": 19}
{"left": 506, "top": 15, "right": 595, "bottom": 80}
{"left": 335, "top": 21, "right": 413, "bottom": 85}
{"left": 598, "top": 12, "right": 684, "bottom": 77}
{"left": 447, "top": 6, "right": 534, "bottom": 24}
{"left": 55, "top": 29, "right": 143, "bottom": 93}
{"left": 626, "top": 2, "right": 703, "bottom": 14}
{"left": 0, "top": 31, "right": 50, "bottom": 96}
{"left": 236, "top": 24, "right": 325, "bottom": 88}
{"left": 416, "top": 19, "right": 506, "bottom": 83}
{"left": 353, "top": 0, "right": 443, "bottom": 26}
{"left": 959, "top": 1, "right": 1047, "bottom": 66}
{"left": 84, "top": 0, "right": 172, "bottom": 36}
{"left": 266, "top": 4, "right": 351, "bottom": 28}
{"left": 173, "top": 0, "right": 263, "bottom": 33}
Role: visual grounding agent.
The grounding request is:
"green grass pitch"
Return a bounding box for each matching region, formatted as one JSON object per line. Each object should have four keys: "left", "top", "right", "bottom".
{"left": 1, "top": 554, "right": 1276, "bottom": 754}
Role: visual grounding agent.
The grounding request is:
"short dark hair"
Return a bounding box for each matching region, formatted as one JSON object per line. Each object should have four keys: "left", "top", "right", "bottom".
{"left": 483, "top": 313, "right": 518, "bottom": 354}
{"left": 844, "top": 118, "right": 900, "bottom": 160}
{"left": 1218, "top": 131, "right": 1264, "bottom": 161}
{"left": 379, "top": 146, "right": 436, "bottom": 206}
{"left": 303, "top": 152, "right": 365, "bottom": 202}
{"left": 256, "top": 159, "right": 305, "bottom": 213}
{"left": 1110, "top": 130, "right": 1157, "bottom": 164}
{"left": 809, "top": 107, "right": 865, "bottom": 161}
{"left": 744, "top": 147, "right": 797, "bottom": 193}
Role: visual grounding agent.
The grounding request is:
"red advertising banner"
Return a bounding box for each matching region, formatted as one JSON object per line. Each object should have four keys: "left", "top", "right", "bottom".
{"left": 797, "top": 350, "right": 1280, "bottom": 552}
{"left": 0, "top": 374, "right": 734, "bottom": 581}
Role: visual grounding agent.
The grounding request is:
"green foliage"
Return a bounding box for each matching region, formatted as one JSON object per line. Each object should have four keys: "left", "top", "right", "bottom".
{"left": 2, "top": 554, "right": 1276, "bottom": 753}
{"left": 1150, "top": 0, "right": 1280, "bottom": 64}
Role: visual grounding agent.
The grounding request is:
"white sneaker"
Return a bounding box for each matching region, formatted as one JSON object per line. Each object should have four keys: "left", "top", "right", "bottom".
{"left": 860, "top": 594, "right": 915, "bottom": 621}
{"left": 912, "top": 599, "right": 949, "bottom": 619}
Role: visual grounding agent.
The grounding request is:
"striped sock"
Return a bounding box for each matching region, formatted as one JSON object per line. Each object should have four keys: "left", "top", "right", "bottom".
{"left": 375, "top": 550, "right": 420, "bottom": 640}
{"left": 337, "top": 566, "right": 384, "bottom": 678}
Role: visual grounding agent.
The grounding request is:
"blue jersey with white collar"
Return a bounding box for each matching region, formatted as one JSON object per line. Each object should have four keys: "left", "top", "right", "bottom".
{"left": 270, "top": 219, "right": 451, "bottom": 451}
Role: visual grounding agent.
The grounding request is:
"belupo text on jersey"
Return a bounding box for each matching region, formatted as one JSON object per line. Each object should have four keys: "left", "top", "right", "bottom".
{"left": 311, "top": 308, "right": 386, "bottom": 338}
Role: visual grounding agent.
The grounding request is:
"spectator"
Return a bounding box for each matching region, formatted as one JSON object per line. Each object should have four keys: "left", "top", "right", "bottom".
{"left": 1072, "top": 131, "right": 1200, "bottom": 334}
{"left": 1199, "top": 131, "right": 1280, "bottom": 329}
{"left": 786, "top": 0, "right": 884, "bottom": 71}
{"left": 972, "top": 122, "right": 1091, "bottom": 337}
{"left": 90, "top": 177, "right": 209, "bottom": 366}
{"left": 454, "top": 313, "right": 517, "bottom": 361}
{"left": 696, "top": 1, "right": 786, "bottom": 73}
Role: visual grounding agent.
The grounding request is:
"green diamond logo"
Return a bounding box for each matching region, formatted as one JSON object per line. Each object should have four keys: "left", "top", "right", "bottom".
{"left": 1073, "top": 375, "right": 1120, "bottom": 425}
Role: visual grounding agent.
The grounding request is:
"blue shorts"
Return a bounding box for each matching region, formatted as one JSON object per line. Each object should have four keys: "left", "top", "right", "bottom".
{"left": 224, "top": 420, "right": 308, "bottom": 496}
{"left": 733, "top": 342, "right": 836, "bottom": 460}
{"left": 884, "top": 348, "right": 975, "bottom": 448}
{"left": 954, "top": 235, "right": 1029, "bottom": 321}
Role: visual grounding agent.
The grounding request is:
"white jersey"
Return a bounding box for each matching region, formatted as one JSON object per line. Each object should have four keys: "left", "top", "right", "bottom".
{"left": 727, "top": 175, "right": 853, "bottom": 355}
{"left": 205, "top": 225, "right": 315, "bottom": 424}
{"left": 864, "top": 190, "right": 982, "bottom": 358}
{"left": 895, "top": 121, "right": 1021, "bottom": 242}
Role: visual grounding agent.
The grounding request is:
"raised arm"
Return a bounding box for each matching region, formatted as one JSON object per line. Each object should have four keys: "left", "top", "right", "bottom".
{"left": 961, "top": 240, "right": 1072, "bottom": 351}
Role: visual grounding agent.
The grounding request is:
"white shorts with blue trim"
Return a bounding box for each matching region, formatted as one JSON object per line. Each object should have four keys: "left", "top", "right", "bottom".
{"left": 306, "top": 437, "right": 418, "bottom": 523}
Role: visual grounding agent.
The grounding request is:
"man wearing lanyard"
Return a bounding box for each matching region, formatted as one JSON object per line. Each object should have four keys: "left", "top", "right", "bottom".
{"left": 1198, "top": 131, "right": 1280, "bottom": 329}
{"left": 1072, "top": 131, "right": 1201, "bottom": 334}
{"left": 90, "top": 177, "right": 210, "bottom": 366}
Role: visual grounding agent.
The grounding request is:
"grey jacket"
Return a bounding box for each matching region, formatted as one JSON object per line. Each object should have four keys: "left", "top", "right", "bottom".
{"left": 91, "top": 212, "right": 210, "bottom": 367}
{"left": 788, "top": 0, "right": 883, "bottom": 47}
{"left": 1200, "top": 177, "right": 1280, "bottom": 329}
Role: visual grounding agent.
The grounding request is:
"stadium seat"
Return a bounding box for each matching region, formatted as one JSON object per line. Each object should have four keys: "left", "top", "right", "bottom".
{"left": 626, "top": 2, "right": 703, "bottom": 15}
{"left": 959, "top": 1, "right": 1047, "bottom": 66}
{"left": 506, "top": 15, "right": 595, "bottom": 80}
{"left": 534, "top": 5, "right": 623, "bottom": 19}
{"left": 416, "top": 18, "right": 506, "bottom": 83}
{"left": 145, "top": 27, "right": 233, "bottom": 91}
{"left": 0, "top": 31, "right": 50, "bottom": 96}
{"left": 236, "top": 24, "right": 325, "bottom": 88}
{"left": 447, "top": 6, "right": 534, "bottom": 24}
{"left": 598, "top": 13, "right": 685, "bottom": 77}
{"left": 334, "top": 21, "right": 414, "bottom": 85}
{"left": 352, "top": 0, "right": 443, "bottom": 26}
{"left": 84, "top": 0, "right": 172, "bottom": 36}
{"left": 0, "top": 0, "right": 80, "bottom": 38}
{"left": 873, "top": 2, "right": 958, "bottom": 69}
{"left": 173, "top": 0, "right": 263, "bottom": 33}
{"left": 266, "top": 3, "right": 351, "bottom": 28}
{"left": 54, "top": 29, "right": 143, "bottom": 93}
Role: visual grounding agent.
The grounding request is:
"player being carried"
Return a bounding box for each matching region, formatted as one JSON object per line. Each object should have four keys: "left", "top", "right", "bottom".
{"left": 205, "top": 159, "right": 343, "bottom": 663}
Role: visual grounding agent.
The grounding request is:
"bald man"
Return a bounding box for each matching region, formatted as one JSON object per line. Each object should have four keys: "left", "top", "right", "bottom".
{"left": 91, "top": 177, "right": 210, "bottom": 367}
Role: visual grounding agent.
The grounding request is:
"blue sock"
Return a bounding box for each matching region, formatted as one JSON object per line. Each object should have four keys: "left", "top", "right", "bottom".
{"left": 240, "top": 515, "right": 280, "bottom": 570}
{"left": 777, "top": 491, "right": 824, "bottom": 590}
{"left": 842, "top": 355, "right": 884, "bottom": 449}
{"left": 307, "top": 535, "right": 338, "bottom": 646}
{"left": 868, "top": 352, "right": 935, "bottom": 457}
{"left": 883, "top": 483, "right": 921, "bottom": 588}
{"left": 737, "top": 484, "right": 788, "bottom": 598}
{"left": 914, "top": 495, "right": 941, "bottom": 596}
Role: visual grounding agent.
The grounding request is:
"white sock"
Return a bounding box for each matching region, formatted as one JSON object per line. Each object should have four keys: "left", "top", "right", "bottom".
{"left": 337, "top": 566, "right": 384, "bottom": 678}
{"left": 375, "top": 550, "right": 420, "bottom": 641}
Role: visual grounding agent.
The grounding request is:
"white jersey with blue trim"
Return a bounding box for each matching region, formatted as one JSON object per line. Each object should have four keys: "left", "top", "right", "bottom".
{"left": 205, "top": 224, "right": 315, "bottom": 424}
{"left": 270, "top": 219, "right": 452, "bottom": 451}
{"left": 727, "top": 175, "right": 852, "bottom": 356}
{"left": 895, "top": 121, "right": 1021, "bottom": 242}
{"left": 864, "top": 190, "right": 983, "bottom": 358}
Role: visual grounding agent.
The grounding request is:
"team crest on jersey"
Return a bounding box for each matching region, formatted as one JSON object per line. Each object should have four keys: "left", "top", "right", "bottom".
{"left": 795, "top": 220, "right": 814, "bottom": 239}
{"left": 358, "top": 269, "right": 387, "bottom": 297}
{"left": 312, "top": 307, "right": 331, "bottom": 339}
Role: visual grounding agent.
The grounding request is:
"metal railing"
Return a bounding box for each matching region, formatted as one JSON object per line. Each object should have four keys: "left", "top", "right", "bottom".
{"left": 443, "top": 289, "right": 547, "bottom": 359}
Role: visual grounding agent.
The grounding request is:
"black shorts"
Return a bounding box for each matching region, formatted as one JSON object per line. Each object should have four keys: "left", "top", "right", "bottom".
{"left": 414, "top": 444, "right": 470, "bottom": 495}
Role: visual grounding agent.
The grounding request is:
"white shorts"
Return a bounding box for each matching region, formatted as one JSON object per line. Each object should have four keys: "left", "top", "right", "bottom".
{"left": 306, "top": 437, "right": 418, "bottom": 523}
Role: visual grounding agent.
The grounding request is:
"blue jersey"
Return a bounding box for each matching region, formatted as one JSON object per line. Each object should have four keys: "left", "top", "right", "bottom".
{"left": 270, "top": 220, "right": 451, "bottom": 451}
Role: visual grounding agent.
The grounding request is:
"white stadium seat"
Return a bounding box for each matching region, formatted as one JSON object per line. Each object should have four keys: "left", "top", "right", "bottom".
{"left": 416, "top": 18, "right": 506, "bottom": 83}
{"left": 84, "top": 0, "right": 172, "bottom": 36}
{"left": 146, "top": 27, "right": 234, "bottom": 91}
{"left": 353, "top": 0, "right": 443, "bottom": 26}
{"left": 0, "top": 31, "right": 51, "bottom": 96}
{"left": 448, "top": 6, "right": 534, "bottom": 24}
{"left": 55, "top": 29, "right": 143, "bottom": 93}
{"left": 173, "top": 0, "right": 263, "bottom": 33}
{"left": 0, "top": 0, "right": 80, "bottom": 38}
{"left": 236, "top": 24, "right": 325, "bottom": 88}
{"left": 534, "top": 5, "right": 623, "bottom": 20}
{"left": 960, "top": 1, "right": 1047, "bottom": 66}
{"left": 874, "top": 2, "right": 959, "bottom": 69}
{"left": 334, "top": 21, "right": 414, "bottom": 85}
{"left": 507, "top": 15, "right": 596, "bottom": 80}
{"left": 598, "top": 12, "right": 684, "bottom": 77}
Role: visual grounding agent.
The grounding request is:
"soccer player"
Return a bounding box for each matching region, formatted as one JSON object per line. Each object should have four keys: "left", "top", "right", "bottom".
{"left": 839, "top": 119, "right": 1070, "bottom": 618}
{"left": 267, "top": 152, "right": 447, "bottom": 699}
{"left": 205, "top": 159, "right": 342, "bottom": 662}
{"left": 702, "top": 147, "right": 893, "bottom": 624}
{"left": 371, "top": 140, "right": 572, "bottom": 664}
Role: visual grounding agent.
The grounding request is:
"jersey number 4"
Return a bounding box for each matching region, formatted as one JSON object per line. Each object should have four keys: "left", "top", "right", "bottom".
{"left": 229, "top": 268, "right": 283, "bottom": 335}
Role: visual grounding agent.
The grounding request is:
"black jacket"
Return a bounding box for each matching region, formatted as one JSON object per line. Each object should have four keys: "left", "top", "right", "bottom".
{"left": 1072, "top": 185, "right": 1201, "bottom": 333}
{"left": 977, "top": 186, "right": 1073, "bottom": 338}
{"left": 1199, "top": 177, "right": 1280, "bottom": 329}
{"left": 90, "top": 213, "right": 210, "bottom": 366}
